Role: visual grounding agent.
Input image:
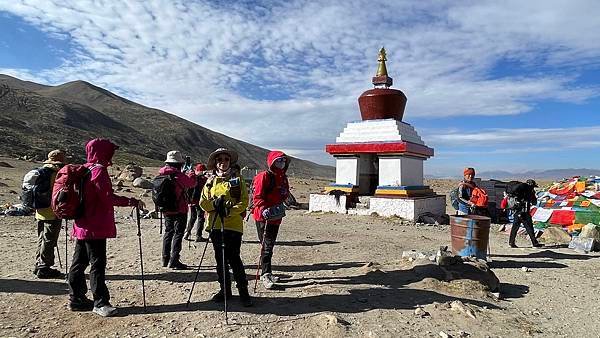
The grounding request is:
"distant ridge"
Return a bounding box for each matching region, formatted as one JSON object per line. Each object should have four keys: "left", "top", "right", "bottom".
{"left": 0, "top": 74, "right": 334, "bottom": 178}
{"left": 477, "top": 168, "right": 600, "bottom": 180}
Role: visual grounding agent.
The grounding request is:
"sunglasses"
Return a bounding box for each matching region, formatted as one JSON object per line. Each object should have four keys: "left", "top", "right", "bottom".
{"left": 216, "top": 156, "right": 230, "bottom": 162}
{"left": 274, "top": 157, "right": 286, "bottom": 163}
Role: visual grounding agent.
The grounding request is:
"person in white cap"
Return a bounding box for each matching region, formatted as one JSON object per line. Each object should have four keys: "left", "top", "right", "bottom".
{"left": 158, "top": 150, "right": 197, "bottom": 269}
{"left": 200, "top": 148, "right": 252, "bottom": 307}
{"left": 32, "top": 149, "right": 67, "bottom": 278}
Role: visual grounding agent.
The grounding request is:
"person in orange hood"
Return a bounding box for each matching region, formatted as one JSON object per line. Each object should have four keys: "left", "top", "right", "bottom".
{"left": 251, "top": 150, "right": 290, "bottom": 289}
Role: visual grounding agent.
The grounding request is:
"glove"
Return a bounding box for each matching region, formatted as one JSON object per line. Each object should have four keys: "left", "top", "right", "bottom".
{"left": 213, "top": 196, "right": 228, "bottom": 218}
{"left": 261, "top": 208, "right": 271, "bottom": 220}
{"left": 224, "top": 200, "right": 234, "bottom": 209}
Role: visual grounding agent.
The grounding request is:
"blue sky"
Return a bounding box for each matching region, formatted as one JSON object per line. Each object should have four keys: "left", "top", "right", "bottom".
{"left": 1, "top": 1, "right": 599, "bottom": 176}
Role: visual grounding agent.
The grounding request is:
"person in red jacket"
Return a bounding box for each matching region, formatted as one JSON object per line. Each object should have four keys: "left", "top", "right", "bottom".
{"left": 68, "top": 139, "right": 143, "bottom": 317}
{"left": 184, "top": 163, "right": 208, "bottom": 242}
{"left": 159, "top": 151, "right": 197, "bottom": 270}
{"left": 252, "top": 150, "right": 290, "bottom": 289}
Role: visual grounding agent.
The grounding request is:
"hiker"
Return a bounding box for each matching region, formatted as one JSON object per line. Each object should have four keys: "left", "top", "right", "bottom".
{"left": 457, "top": 167, "right": 477, "bottom": 215}
{"left": 32, "top": 150, "right": 66, "bottom": 279}
{"left": 184, "top": 163, "right": 208, "bottom": 242}
{"left": 252, "top": 150, "right": 290, "bottom": 289}
{"left": 507, "top": 179, "right": 542, "bottom": 248}
{"left": 200, "top": 148, "right": 252, "bottom": 307}
{"left": 68, "top": 139, "right": 144, "bottom": 317}
{"left": 159, "top": 151, "right": 197, "bottom": 269}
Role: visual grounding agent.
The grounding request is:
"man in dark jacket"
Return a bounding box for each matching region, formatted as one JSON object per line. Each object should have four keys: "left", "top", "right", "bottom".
{"left": 508, "top": 179, "right": 542, "bottom": 248}
{"left": 252, "top": 150, "right": 290, "bottom": 289}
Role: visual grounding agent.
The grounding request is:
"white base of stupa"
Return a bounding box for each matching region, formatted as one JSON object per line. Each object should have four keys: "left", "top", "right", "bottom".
{"left": 309, "top": 194, "right": 446, "bottom": 220}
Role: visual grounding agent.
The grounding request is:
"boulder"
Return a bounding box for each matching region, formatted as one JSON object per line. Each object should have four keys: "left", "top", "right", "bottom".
{"left": 133, "top": 177, "right": 153, "bottom": 189}
{"left": 117, "top": 164, "right": 143, "bottom": 182}
{"left": 580, "top": 223, "right": 600, "bottom": 240}
{"left": 539, "top": 226, "right": 571, "bottom": 245}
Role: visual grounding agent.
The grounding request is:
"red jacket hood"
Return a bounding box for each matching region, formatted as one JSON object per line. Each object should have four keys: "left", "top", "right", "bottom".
{"left": 86, "top": 139, "right": 118, "bottom": 166}
{"left": 267, "top": 150, "right": 290, "bottom": 174}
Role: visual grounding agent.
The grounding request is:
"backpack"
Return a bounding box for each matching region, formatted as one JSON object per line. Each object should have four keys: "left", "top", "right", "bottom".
{"left": 21, "top": 167, "right": 54, "bottom": 209}
{"left": 152, "top": 174, "right": 178, "bottom": 212}
{"left": 51, "top": 164, "right": 93, "bottom": 219}
{"left": 450, "top": 182, "right": 475, "bottom": 210}
{"left": 505, "top": 181, "right": 529, "bottom": 200}
{"left": 248, "top": 171, "right": 276, "bottom": 212}
{"left": 470, "top": 187, "right": 488, "bottom": 207}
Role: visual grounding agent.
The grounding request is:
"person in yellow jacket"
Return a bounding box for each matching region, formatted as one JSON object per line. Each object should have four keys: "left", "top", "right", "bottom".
{"left": 33, "top": 150, "right": 66, "bottom": 278}
{"left": 200, "top": 148, "right": 252, "bottom": 307}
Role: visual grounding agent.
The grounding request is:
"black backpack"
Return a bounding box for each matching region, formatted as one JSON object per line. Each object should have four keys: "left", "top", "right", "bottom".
{"left": 505, "top": 181, "right": 529, "bottom": 200}
{"left": 152, "top": 174, "right": 178, "bottom": 212}
{"left": 21, "top": 167, "right": 54, "bottom": 209}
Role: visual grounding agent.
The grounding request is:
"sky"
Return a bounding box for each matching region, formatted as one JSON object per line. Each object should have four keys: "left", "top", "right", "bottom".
{"left": 1, "top": 0, "right": 599, "bottom": 177}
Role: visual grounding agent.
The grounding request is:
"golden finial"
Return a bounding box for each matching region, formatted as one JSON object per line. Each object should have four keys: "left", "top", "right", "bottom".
{"left": 376, "top": 47, "right": 388, "bottom": 77}
{"left": 372, "top": 47, "right": 393, "bottom": 87}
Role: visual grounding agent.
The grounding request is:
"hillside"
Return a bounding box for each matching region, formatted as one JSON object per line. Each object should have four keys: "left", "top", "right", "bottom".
{"left": 0, "top": 74, "right": 333, "bottom": 178}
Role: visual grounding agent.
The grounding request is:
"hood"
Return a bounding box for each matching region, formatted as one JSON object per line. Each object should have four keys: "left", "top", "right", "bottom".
{"left": 86, "top": 139, "right": 118, "bottom": 166}
{"left": 267, "top": 150, "right": 290, "bottom": 174}
{"left": 159, "top": 165, "right": 181, "bottom": 175}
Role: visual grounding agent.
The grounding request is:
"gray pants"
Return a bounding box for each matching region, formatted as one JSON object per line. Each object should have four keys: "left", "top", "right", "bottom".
{"left": 35, "top": 219, "right": 62, "bottom": 270}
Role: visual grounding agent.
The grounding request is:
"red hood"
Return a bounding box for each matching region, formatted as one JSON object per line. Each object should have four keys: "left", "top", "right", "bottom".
{"left": 86, "top": 138, "right": 118, "bottom": 166}
{"left": 267, "top": 150, "right": 290, "bottom": 174}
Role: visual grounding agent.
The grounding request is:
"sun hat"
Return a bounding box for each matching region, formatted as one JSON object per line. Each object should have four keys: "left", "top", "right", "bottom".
{"left": 164, "top": 150, "right": 185, "bottom": 164}
{"left": 43, "top": 150, "right": 66, "bottom": 165}
{"left": 207, "top": 148, "right": 238, "bottom": 170}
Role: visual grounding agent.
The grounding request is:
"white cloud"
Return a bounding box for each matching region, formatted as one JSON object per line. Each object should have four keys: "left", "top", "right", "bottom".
{"left": 1, "top": 0, "right": 599, "bottom": 165}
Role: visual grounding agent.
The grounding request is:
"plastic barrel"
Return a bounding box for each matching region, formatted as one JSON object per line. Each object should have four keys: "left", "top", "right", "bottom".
{"left": 450, "top": 215, "right": 491, "bottom": 260}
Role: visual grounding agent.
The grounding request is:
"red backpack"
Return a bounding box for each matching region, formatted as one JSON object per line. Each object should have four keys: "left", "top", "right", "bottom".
{"left": 51, "top": 164, "right": 93, "bottom": 219}
{"left": 470, "top": 187, "right": 489, "bottom": 208}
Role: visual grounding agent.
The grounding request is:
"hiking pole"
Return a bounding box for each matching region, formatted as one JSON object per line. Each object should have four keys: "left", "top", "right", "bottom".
{"left": 56, "top": 245, "right": 62, "bottom": 268}
{"left": 64, "top": 220, "right": 69, "bottom": 280}
{"left": 219, "top": 211, "right": 228, "bottom": 325}
{"left": 159, "top": 211, "right": 163, "bottom": 235}
{"left": 135, "top": 206, "right": 147, "bottom": 311}
{"left": 186, "top": 213, "right": 218, "bottom": 307}
{"left": 253, "top": 220, "right": 269, "bottom": 292}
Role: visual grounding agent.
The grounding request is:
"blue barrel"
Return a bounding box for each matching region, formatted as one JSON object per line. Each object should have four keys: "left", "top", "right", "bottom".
{"left": 450, "top": 215, "right": 491, "bottom": 260}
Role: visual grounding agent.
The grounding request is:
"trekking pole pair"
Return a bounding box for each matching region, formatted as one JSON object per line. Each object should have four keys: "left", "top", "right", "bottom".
{"left": 253, "top": 220, "right": 269, "bottom": 292}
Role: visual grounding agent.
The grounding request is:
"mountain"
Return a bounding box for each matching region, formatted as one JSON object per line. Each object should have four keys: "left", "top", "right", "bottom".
{"left": 477, "top": 168, "right": 600, "bottom": 180}
{"left": 0, "top": 74, "right": 334, "bottom": 178}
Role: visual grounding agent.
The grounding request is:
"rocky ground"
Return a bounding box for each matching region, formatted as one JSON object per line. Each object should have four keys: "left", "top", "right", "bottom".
{"left": 1, "top": 157, "right": 600, "bottom": 337}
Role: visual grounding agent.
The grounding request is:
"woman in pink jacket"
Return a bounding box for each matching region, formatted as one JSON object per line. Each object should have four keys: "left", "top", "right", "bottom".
{"left": 68, "top": 139, "right": 143, "bottom": 317}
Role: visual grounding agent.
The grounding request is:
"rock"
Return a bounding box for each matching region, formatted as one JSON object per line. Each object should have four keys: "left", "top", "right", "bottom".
{"left": 450, "top": 300, "right": 476, "bottom": 319}
{"left": 439, "top": 331, "right": 451, "bottom": 338}
{"left": 0, "top": 161, "right": 13, "bottom": 168}
{"left": 133, "top": 177, "right": 153, "bottom": 189}
{"left": 539, "top": 227, "right": 571, "bottom": 245}
{"left": 580, "top": 223, "right": 600, "bottom": 240}
{"left": 402, "top": 250, "right": 428, "bottom": 260}
{"left": 521, "top": 266, "right": 530, "bottom": 272}
{"left": 117, "top": 164, "right": 143, "bottom": 182}
{"left": 569, "top": 237, "right": 596, "bottom": 253}
{"left": 414, "top": 307, "right": 429, "bottom": 317}
{"left": 116, "top": 180, "right": 124, "bottom": 187}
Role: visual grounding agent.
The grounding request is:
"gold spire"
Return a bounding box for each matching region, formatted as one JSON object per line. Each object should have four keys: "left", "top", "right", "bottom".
{"left": 376, "top": 47, "right": 388, "bottom": 77}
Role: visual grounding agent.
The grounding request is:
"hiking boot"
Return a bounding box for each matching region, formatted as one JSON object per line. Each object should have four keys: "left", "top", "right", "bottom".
{"left": 162, "top": 257, "right": 170, "bottom": 268}
{"left": 261, "top": 273, "right": 275, "bottom": 289}
{"left": 36, "top": 268, "right": 63, "bottom": 279}
{"left": 168, "top": 260, "right": 188, "bottom": 270}
{"left": 69, "top": 297, "right": 94, "bottom": 312}
{"left": 238, "top": 287, "right": 253, "bottom": 307}
{"left": 93, "top": 304, "right": 118, "bottom": 317}
{"left": 509, "top": 243, "right": 518, "bottom": 248}
{"left": 532, "top": 242, "right": 544, "bottom": 248}
{"left": 211, "top": 289, "right": 233, "bottom": 302}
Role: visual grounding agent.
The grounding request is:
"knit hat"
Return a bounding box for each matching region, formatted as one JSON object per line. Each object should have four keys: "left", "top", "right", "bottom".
{"left": 207, "top": 148, "right": 238, "bottom": 170}
{"left": 164, "top": 150, "right": 185, "bottom": 164}
{"left": 463, "top": 167, "right": 475, "bottom": 176}
{"left": 43, "top": 150, "right": 66, "bottom": 165}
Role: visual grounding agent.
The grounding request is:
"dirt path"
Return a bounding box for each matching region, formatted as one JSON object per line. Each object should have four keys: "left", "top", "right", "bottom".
{"left": 1, "top": 159, "right": 600, "bottom": 337}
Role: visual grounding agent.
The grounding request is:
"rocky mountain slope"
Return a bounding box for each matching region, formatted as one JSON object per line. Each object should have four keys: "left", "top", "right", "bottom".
{"left": 0, "top": 74, "right": 333, "bottom": 178}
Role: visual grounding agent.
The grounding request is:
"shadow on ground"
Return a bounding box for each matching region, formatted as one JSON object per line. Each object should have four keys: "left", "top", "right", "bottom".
{"left": 0, "top": 278, "right": 68, "bottom": 296}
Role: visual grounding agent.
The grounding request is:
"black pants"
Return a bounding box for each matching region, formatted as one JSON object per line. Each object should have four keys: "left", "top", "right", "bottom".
{"left": 210, "top": 230, "right": 248, "bottom": 291}
{"left": 255, "top": 221, "right": 280, "bottom": 275}
{"left": 509, "top": 211, "right": 538, "bottom": 245}
{"left": 163, "top": 213, "right": 187, "bottom": 264}
{"left": 185, "top": 205, "right": 205, "bottom": 239}
{"left": 68, "top": 239, "right": 109, "bottom": 307}
{"left": 35, "top": 219, "right": 62, "bottom": 270}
